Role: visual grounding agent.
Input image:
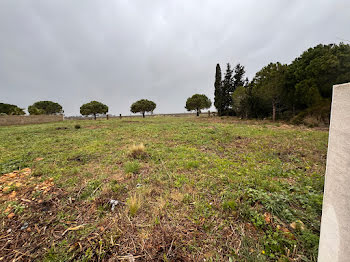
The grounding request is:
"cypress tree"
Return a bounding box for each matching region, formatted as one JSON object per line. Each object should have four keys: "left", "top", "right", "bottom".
{"left": 214, "top": 64, "right": 223, "bottom": 115}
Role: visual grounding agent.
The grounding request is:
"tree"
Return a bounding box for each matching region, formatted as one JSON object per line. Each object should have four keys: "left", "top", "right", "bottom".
{"left": 214, "top": 64, "right": 224, "bottom": 116}
{"left": 286, "top": 43, "right": 350, "bottom": 111}
{"left": 221, "top": 63, "right": 234, "bottom": 115}
{"left": 185, "top": 94, "right": 212, "bottom": 116}
{"left": 215, "top": 43, "right": 350, "bottom": 123}
{"left": 295, "top": 79, "right": 322, "bottom": 107}
{"left": 0, "top": 103, "right": 25, "bottom": 115}
{"left": 80, "top": 101, "right": 108, "bottom": 120}
{"left": 232, "top": 86, "right": 248, "bottom": 118}
{"left": 28, "top": 101, "right": 63, "bottom": 115}
{"left": 252, "top": 62, "right": 287, "bottom": 121}
{"left": 130, "top": 99, "right": 156, "bottom": 118}
{"left": 233, "top": 63, "right": 246, "bottom": 92}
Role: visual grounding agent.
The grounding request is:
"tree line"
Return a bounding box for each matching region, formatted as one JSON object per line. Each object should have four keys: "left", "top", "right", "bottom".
{"left": 0, "top": 96, "right": 210, "bottom": 119}
{"left": 0, "top": 96, "right": 212, "bottom": 119}
{"left": 1, "top": 43, "right": 349, "bottom": 123}
{"left": 0, "top": 99, "right": 158, "bottom": 119}
{"left": 214, "top": 43, "right": 350, "bottom": 124}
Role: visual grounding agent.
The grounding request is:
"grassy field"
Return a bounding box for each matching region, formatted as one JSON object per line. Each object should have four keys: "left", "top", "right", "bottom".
{"left": 0, "top": 116, "right": 328, "bottom": 261}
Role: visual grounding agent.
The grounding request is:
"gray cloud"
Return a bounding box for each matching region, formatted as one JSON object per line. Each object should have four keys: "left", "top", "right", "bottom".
{"left": 1, "top": 0, "right": 349, "bottom": 115}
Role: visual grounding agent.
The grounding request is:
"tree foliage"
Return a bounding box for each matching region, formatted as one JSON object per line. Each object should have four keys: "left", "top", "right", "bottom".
{"left": 28, "top": 101, "right": 63, "bottom": 115}
{"left": 0, "top": 103, "right": 25, "bottom": 115}
{"left": 214, "top": 64, "right": 224, "bottom": 116}
{"left": 221, "top": 63, "right": 234, "bottom": 115}
{"left": 232, "top": 86, "right": 249, "bottom": 118}
{"left": 185, "top": 94, "right": 211, "bottom": 116}
{"left": 28, "top": 106, "right": 45, "bottom": 115}
{"left": 252, "top": 62, "right": 287, "bottom": 121}
{"left": 214, "top": 63, "right": 247, "bottom": 116}
{"left": 130, "top": 99, "right": 156, "bottom": 118}
{"left": 233, "top": 63, "right": 246, "bottom": 92}
{"left": 218, "top": 42, "right": 350, "bottom": 124}
{"left": 80, "top": 101, "right": 108, "bottom": 120}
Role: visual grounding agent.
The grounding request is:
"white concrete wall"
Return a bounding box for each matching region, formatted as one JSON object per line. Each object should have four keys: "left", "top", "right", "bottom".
{"left": 318, "top": 83, "right": 350, "bottom": 262}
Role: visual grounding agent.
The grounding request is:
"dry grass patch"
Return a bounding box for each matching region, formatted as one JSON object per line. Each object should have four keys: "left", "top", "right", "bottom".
{"left": 170, "top": 190, "right": 184, "bottom": 202}
{"left": 127, "top": 193, "right": 141, "bottom": 217}
{"left": 128, "top": 143, "right": 148, "bottom": 159}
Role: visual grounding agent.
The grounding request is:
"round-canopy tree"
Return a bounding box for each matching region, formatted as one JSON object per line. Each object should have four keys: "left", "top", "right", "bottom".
{"left": 28, "top": 101, "right": 63, "bottom": 115}
{"left": 185, "top": 94, "right": 212, "bottom": 116}
{"left": 0, "top": 103, "right": 25, "bottom": 115}
{"left": 80, "top": 101, "right": 108, "bottom": 120}
{"left": 130, "top": 99, "right": 156, "bottom": 118}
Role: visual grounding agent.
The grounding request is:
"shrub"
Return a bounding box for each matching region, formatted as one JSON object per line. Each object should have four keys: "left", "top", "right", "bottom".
{"left": 290, "top": 99, "right": 330, "bottom": 127}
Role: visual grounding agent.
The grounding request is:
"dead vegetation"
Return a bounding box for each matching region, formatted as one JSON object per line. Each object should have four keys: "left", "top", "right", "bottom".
{"left": 128, "top": 143, "right": 148, "bottom": 159}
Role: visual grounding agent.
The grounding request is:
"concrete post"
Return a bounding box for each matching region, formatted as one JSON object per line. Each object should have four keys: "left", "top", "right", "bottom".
{"left": 318, "top": 83, "right": 350, "bottom": 262}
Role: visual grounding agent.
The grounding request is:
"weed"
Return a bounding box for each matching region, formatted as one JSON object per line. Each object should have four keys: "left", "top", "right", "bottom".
{"left": 109, "top": 180, "right": 127, "bottom": 194}
{"left": 263, "top": 229, "right": 296, "bottom": 259}
{"left": 185, "top": 160, "right": 200, "bottom": 169}
{"left": 80, "top": 180, "right": 102, "bottom": 200}
{"left": 124, "top": 161, "right": 141, "bottom": 174}
{"left": 127, "top": 193, "right": 141, "bottom": 217}
{"left": 222, "top": 199, "right": 238, "bottom": 211}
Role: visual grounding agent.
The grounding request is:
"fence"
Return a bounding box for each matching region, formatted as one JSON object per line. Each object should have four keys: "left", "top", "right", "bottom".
{"left": 0, "top": 115, "right": 64, "bottom": 126}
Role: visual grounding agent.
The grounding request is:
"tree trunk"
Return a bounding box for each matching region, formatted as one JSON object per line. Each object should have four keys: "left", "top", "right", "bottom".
{"left": 292, "top": 104, "right": 295, "bottom": 116}
{"left": 142, "top": 112, "right": 145, "bottom": 118}
{"left": 196, "top": 110, "right": 199, "bottom": 116}
{"left": 272, "top": 103, "right": 276, "bottom": 122}
{"left": 94, "top": 113, "right": 96, "bottom": 120}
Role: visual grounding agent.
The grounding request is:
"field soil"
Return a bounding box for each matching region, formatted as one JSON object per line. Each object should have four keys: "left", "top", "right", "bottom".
{"left": 0, "top": 116, "right": 328, "bottom": 261}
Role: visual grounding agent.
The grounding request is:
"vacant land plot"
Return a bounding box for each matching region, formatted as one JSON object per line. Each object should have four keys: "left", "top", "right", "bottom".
{"left": 0, "top": 116, "right": 328, "bottom": 261}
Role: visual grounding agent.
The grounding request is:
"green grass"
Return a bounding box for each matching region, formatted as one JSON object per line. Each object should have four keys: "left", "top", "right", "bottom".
{"left": 0, "top": 116, "right": 328, "bottom": 261}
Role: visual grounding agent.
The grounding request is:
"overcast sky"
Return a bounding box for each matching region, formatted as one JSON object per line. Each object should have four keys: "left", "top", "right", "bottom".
{"left": 1, "top": 0, "right": 349, "bottom": 116}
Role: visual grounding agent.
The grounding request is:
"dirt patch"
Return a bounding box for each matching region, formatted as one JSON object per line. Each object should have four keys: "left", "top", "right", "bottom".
{"left": 0, "top": 168, "right": 47, "bottom": 200}
{"left": 268, "top": 124, "right": 295, "bottom": 130}
{"left": 68, "top": 155, "right": 84, "bottom": 162}
{"left": 0, "top": 168, "right": 66, "bottom": 261}
{"left": 228, "top": 136, "right": 252, "bottom": 150}
{"left": 0, "top": 168, "right": 106, "bottom": 261}
{"left": 0, "top": 191, "right": 102, "bottom": 261}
